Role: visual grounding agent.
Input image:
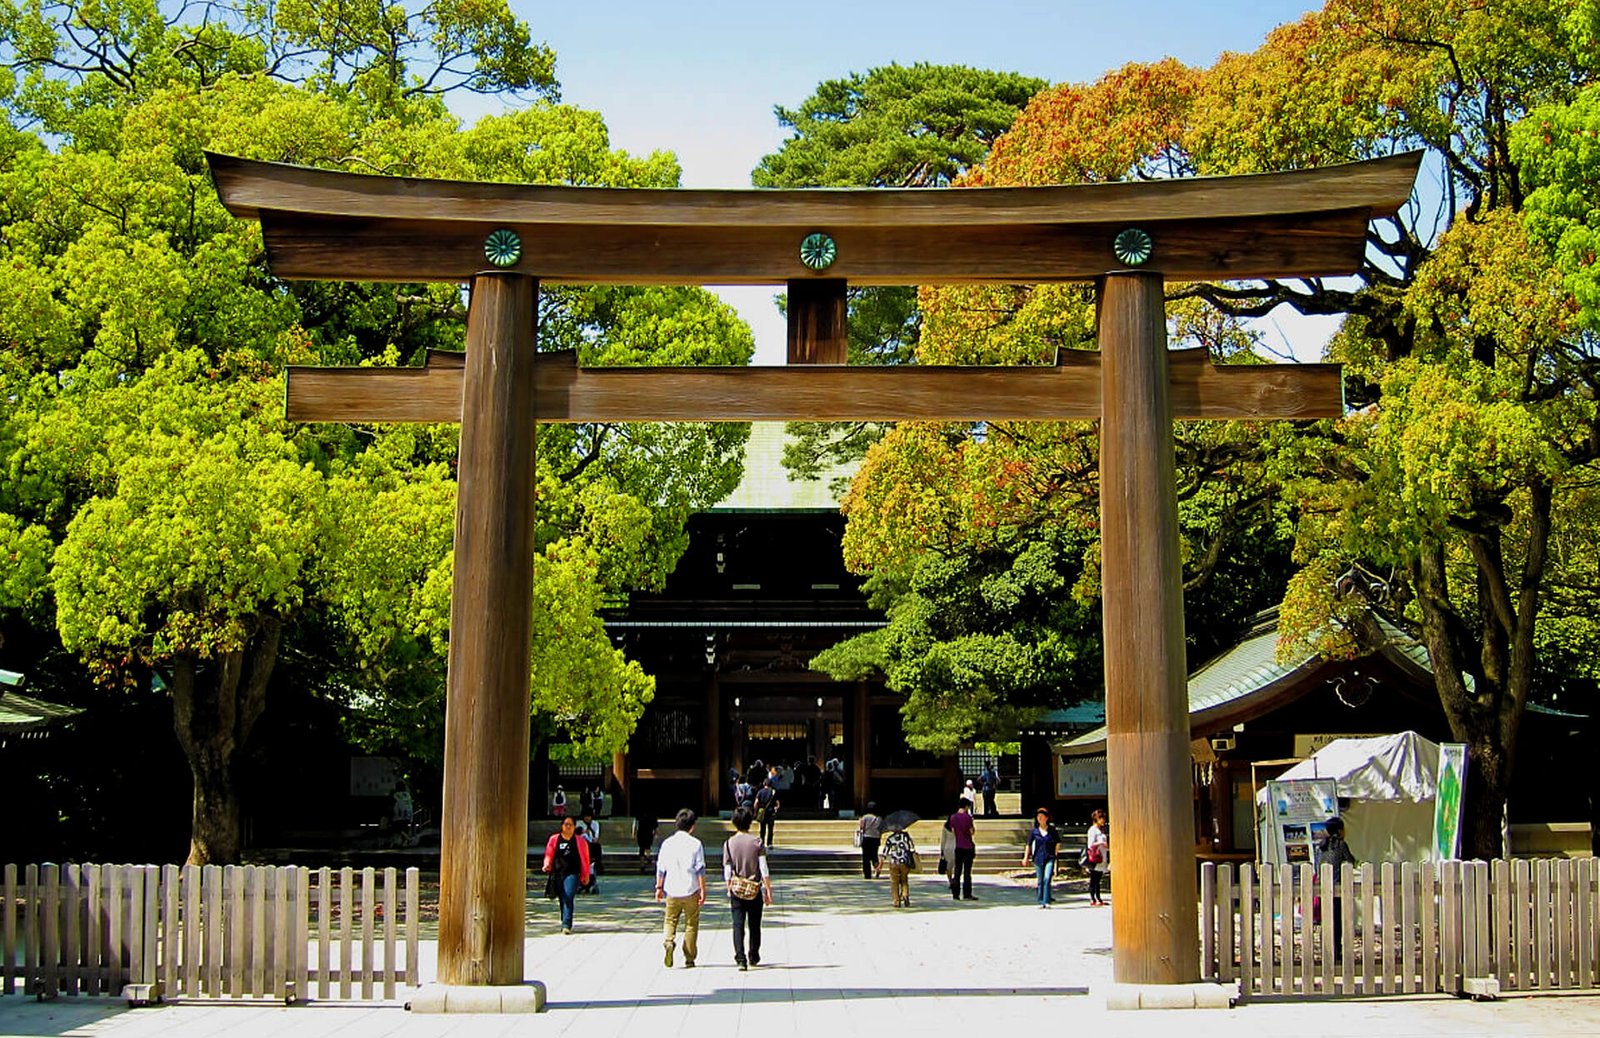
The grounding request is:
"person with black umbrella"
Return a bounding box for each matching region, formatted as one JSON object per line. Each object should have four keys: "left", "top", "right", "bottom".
{"left": 880, "top": 810, "right": 920, "bottom": 908}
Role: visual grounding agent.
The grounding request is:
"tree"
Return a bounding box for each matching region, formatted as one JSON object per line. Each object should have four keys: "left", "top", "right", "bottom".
{"left": 880, "top": 0, "right": 1599, "bottom": 857}
{"left": 0, "top": 1, "right": 751, "bottom": 862}
{"left": 752, "top": 63, "right": 1046, "bottom": 487}
{"left": 808, "top": 58, "right": 1296, "bottom": 749}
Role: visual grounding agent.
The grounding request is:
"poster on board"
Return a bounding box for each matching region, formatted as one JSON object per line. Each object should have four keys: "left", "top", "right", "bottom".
{"left": 1056, "top": 755, "right": 1108, "bottom": 797}
{"left": 1432, "top": 742, "right": 1468, "bottom": 860}
{"left": 1264, "top": 778, "right": 1339, "bottom": 864}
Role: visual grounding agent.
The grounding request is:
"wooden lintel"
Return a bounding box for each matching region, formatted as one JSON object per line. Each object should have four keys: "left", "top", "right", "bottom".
{"left": 283, "top": 350, "right": 1342, "bottom": 424}
{"left": 209, "top": 151, "right": 1424, "bottom": 285}
{"left": 256, "top": 209, "right": 1373, "bottom": 285}
{"left": 210, "top": 150, "right": 1421, "bottom": 227}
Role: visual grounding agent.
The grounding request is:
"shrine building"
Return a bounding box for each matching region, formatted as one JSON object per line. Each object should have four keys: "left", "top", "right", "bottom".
{"left": 590, "top": 423, "right": 957, "bottom": 818}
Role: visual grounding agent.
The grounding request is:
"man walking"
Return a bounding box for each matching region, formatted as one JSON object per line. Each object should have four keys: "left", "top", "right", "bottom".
{"left": 949, "top": 800, "right": 977, "bottom": 900}
{"left": 655, "top": 808, "right": 707, "bottom": 968}
{"left": 755, "top": 779, "right": 780, "bottom": 846}
{"left": 979, "top": 761, "right": 999, "bottom": 817}
{"left": 723, "top": 804, "right": 773, "bottom": 970}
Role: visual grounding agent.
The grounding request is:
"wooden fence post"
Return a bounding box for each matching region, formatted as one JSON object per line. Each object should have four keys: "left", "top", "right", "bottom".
{"left": 1239, "top": 864, "right": 1255, "bottom": 1001}
{"left": 405, "top": 867, "right": 420, "bottom": 989}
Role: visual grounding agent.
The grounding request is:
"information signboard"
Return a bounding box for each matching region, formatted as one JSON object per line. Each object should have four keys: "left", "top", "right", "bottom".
{"left": 1263, "top": 778, "right": 1339, "bottom": 865}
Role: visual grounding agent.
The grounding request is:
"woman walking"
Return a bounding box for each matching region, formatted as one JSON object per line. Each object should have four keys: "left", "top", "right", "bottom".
{"left": 856, "top": 802, "right": 883, "bottom": 879}
{"left": 882, "top": 820, "right": 919, "bottom": 908}
{"left": 1085, "top": 808, "right": 1109, "bottom": 906}
{"left": 723, "top": 805, "right": 773, "bottom": 970}
{"left": 541, "top": 815, "right": 592, "bottom": 934}
{"left": 1022, "top": 808, "right": 1060, "bottom": 908}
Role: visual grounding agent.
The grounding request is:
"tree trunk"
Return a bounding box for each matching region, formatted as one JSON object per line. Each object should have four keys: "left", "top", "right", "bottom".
{"left": 1411, "top": 481, "right": 1550, "bottom": 862}
{"left": 1462, "top": 736, "right": 1511, "bottom": 860}
{"left": 170, "top": 618, "right": 282, "bottom": 865}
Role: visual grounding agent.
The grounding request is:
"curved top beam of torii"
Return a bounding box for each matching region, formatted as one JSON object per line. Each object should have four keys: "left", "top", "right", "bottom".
{"left": 207, "top": 150, "right": 1422, "bottom": 286}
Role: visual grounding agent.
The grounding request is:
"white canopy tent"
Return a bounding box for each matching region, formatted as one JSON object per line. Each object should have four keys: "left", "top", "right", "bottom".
{"left": 1256, "top": 731, "right": 1447, "bottom": 864}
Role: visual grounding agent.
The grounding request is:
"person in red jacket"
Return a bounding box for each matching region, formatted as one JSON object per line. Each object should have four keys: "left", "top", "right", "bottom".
{"left": 542, "top": 815, "right": 592, "bottom": 934}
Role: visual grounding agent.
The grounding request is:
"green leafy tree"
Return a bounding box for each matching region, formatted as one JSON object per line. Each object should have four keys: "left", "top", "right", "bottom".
{"left": 810, "top": 58, "right": 1293, "bottom": 750}
{"left": 877, "top": 0, "right": 1598, "bottom": 857}
{"left": 0, "top": 0, "right": 750, "bottom": 861}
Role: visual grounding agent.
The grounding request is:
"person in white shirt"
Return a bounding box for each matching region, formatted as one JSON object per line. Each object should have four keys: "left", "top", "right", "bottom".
{"left": 654, "top": 808, "right": 707, "bottom": 967}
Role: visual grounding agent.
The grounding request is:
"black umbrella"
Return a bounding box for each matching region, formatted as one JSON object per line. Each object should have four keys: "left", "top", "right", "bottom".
{"left": 882, "top": 809, "right": 920, "bottom": 831}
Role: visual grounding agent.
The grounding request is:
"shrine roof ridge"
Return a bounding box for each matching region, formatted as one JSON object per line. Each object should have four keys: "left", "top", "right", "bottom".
{"left": 206, "top": 150, "right": 1422, "bottom": 228}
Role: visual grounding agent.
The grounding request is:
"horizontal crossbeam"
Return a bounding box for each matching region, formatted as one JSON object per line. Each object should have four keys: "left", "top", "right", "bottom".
{"left": 283, "top": 349, "right": 1343, "bottom": 424}
{"left": 208, "top": 151, "right": 1423, "bottom": 285}
{"left": 255, "top": 210, "right": 1373, "bottom": 285}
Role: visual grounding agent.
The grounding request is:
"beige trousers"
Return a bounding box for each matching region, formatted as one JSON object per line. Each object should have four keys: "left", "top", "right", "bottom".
{"left": 663, "top": 895, "right": 701, "bottom": 961}
{"left": 888, "top": 863, "right": 911, "bottom": 905}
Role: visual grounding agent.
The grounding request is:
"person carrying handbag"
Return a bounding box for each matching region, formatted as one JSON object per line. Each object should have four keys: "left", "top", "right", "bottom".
{"left": 856, "top": 803, "right": 883, "bottom": 879}
{"left": 1085, "top": 808, "right": 1110, "bottom": 906}
{"left": 722, "top": 804, "right": 773, "bottom": 970}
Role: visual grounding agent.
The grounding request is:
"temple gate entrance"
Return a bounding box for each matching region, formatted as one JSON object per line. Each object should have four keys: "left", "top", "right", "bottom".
{"left": 209, "top": 149, "right": 1420, "bottom": 1003}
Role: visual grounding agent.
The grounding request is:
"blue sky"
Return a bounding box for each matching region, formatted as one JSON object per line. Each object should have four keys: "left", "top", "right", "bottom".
{"left": 504, "top": 2, "right": 1332, "bottom": 361}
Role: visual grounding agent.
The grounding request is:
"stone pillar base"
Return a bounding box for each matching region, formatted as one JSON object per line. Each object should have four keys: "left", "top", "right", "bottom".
{"left": 1103, "top": 982, "right": 1236, "bottom": 1010}
{"left": 406, "top": 982, "right": 547, "bottom": 1014}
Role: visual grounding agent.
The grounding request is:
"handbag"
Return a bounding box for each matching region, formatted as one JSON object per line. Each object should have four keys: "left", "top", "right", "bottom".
{"left": 728, "top": 873, "right": 761, "bottom": 900}
{"left": 853, "top": 829, "right": 863, "bottom": 848}
{"left": 937, "top": 856, "right": 948, "bottom": 875}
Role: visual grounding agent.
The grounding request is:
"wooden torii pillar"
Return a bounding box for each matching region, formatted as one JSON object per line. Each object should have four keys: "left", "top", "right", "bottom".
{"left": 209, "top": 150, "right": 1419, "bottom": 1004}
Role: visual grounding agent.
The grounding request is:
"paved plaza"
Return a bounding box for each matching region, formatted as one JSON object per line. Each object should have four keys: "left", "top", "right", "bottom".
{"left": 4, "top": 871, "right": 1600, "bottom": 1037}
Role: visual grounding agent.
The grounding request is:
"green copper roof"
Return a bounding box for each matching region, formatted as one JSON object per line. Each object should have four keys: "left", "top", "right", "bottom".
{"left": 1058, "top": 608, "right": 1582, "bottom": 755}
{"left": 713, "top": 422, "right": 858, "bottom": 512}
{"left": 0, "top": 690, "right": 83, "bottom": 732}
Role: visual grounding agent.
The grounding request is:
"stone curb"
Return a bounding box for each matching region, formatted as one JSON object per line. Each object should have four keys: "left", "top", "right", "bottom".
{"left": 405, "top": 982, "right": 547, "bottom": 1013}
{"left": 1103, "top": 982, "right": 1237, "bottom": 1010}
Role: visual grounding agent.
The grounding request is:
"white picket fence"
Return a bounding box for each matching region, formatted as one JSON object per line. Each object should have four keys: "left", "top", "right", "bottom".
{"left": 1201, "top": 858, "right": 1600, "bottom": 1000}
{"left": 1, "top": 864, "right": 420, "bottom": 1002}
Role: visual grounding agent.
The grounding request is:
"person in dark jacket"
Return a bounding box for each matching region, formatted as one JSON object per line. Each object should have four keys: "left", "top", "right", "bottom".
{"left": 1315, "top": 815, "right": 1360, "bottom": 960}
{"left": 1022, "top": 807, "right": 1060, "bottom": 907}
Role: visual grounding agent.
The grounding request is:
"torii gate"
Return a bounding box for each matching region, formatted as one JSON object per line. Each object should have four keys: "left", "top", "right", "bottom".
{"left": 209, "top": 149, "right": 1419, "bottom": 1008}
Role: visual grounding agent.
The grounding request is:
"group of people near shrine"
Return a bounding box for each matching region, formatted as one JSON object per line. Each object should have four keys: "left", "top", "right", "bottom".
{"left": 537, "top": 796, "right": 1117, "bottom": 965}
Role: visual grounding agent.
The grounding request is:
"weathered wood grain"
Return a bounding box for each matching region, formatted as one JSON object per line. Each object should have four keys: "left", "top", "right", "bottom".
{"left": 1259, "top": 864, "right": 1276, "bottom": 995}
{"left": 1239, "top": 864, "right": 1255, "bottom": 999}
{"left": 209, "top": 150, "right": 1420, "bottom": 226}
{"left": 284, "top": 348, "right": 1342, "bottom": 424}
{"left": 787, "top": 278, "right": 847, "bottom": 364}
{"left": 208, "top": 151, "right": 1420, "bottom": 284}
{"left": 253, "top": 209, "right": 1374, "bottom": 284}
{"left": 435, "top": 274, "right": 538, "bottom": 988}
{"left": 1099, "top": 271, "right": 1200, "bottom": 986}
